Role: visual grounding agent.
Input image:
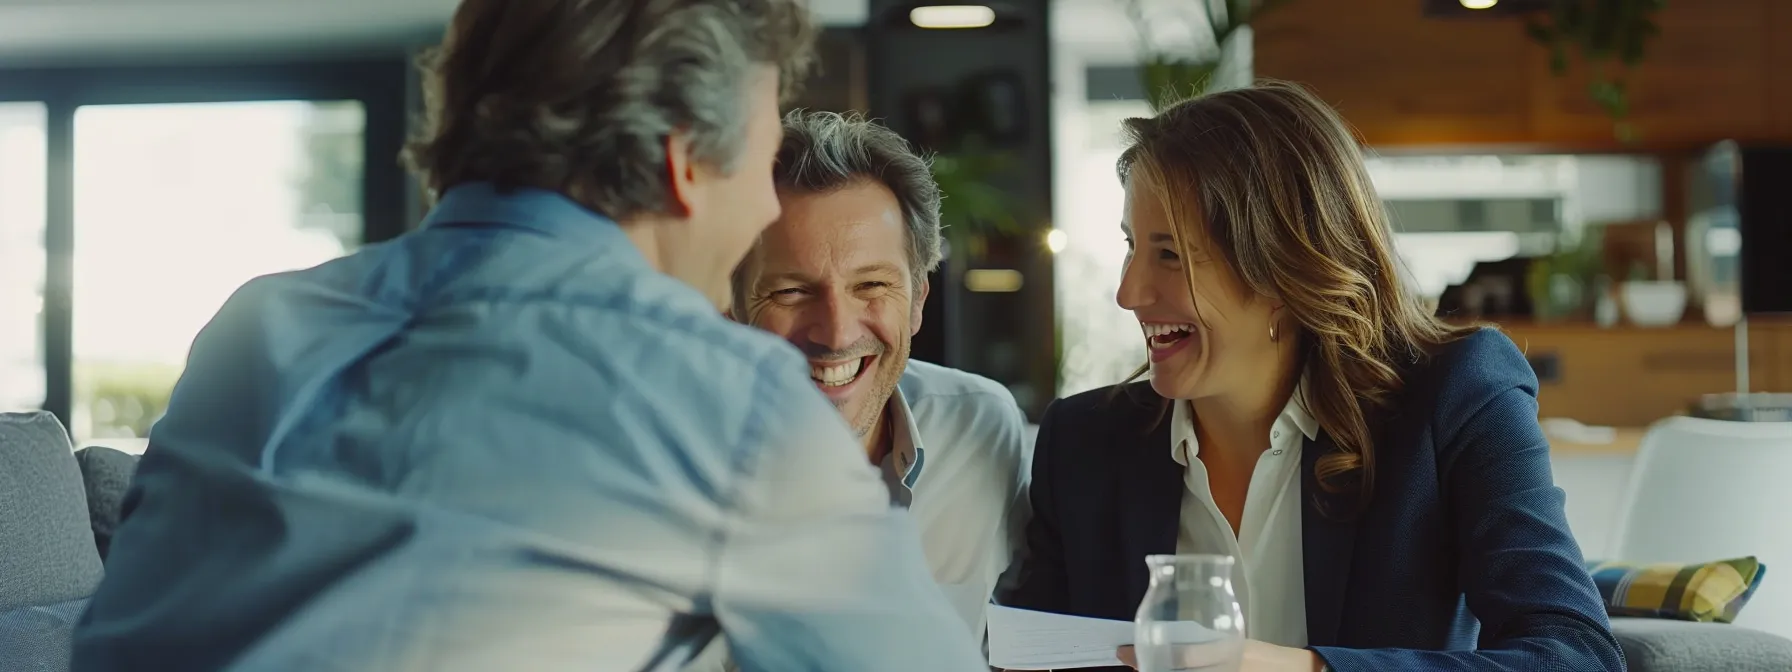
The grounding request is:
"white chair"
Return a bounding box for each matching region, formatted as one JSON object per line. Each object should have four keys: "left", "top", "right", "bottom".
{"left": 1609, "top": 416, "right": 1792, "bottom": 639}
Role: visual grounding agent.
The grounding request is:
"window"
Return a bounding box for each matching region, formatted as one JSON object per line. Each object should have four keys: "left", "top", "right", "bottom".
{"left": 68, "top": 100, "right": 365, "bottom": 442}
{"left": 1054, "top": 99, "right": 1152, "bottom": 397}
{"left": 0, "top": 102, "right": 47, "bottom": 412}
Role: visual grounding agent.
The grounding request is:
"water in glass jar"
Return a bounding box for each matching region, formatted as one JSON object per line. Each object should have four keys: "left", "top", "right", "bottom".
{"left": 1133, "top": 554, "right": 1246, "bottom": 672}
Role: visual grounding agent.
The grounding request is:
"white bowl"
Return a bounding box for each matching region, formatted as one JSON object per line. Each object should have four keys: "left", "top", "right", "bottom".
{"left": 1620, "top": 281, "right": 1688, "bottom": 327}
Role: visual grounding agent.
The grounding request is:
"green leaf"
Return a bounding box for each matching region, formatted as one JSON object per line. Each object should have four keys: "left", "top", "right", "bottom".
{"left": 1520, "top": 0, "right": 1662, "bottom": 137}
{"left": 931, "top": 145, "right": 1027, "bottom": 251}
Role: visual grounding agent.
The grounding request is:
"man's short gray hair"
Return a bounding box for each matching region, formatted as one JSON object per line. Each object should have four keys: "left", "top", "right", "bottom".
{"left": 731, "top": 110, "right": 941, "bottom": 315}
{"left": 403, "top": 0, "right": 815, "bottom": 220}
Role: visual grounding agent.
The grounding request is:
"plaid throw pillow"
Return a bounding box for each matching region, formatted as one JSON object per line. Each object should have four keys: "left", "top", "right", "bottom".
{"left": 1584, "top": 556, "right": 1767, "bottom": 623}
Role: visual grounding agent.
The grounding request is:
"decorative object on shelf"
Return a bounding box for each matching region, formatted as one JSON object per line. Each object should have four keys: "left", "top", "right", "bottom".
{"left": 1522, "top": 0, "right": 1667, "bottom": 143}
{"left": 1619, "top": 279, "right": 1687, "bottom": 327}
{"left": 1125, "top": 0, "right": 1297, "bottom": 111}
{"left": 1592, "top": 275, "right": 1620, "bottom": 327}
{"left": 1525, "top": 229, "right": 1604, "bottom": 322}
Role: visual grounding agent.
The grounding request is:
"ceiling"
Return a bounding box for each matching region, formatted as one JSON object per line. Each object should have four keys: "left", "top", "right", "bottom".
{"left": 0, "top": 0, "right": 871, "bottom": 63}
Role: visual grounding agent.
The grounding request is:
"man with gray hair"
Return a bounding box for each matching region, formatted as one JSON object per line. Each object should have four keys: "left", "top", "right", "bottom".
{"left": 73, "top": 3, "right": 987, "bottom": 671}
{"left": 700, "top": 110, "right": 1030, "bottom": 668}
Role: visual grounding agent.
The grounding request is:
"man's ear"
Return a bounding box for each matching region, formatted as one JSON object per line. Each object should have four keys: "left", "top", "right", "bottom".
{"left": 910, "top": 276, "right": 930, "bottom": 336}
{"left": 662, "top": 130, "right": 699, "bottom": 216}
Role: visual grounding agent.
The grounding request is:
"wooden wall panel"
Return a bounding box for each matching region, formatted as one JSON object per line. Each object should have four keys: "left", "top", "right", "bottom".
{"left": 1771, "top": 0, "right": 1792, "bottom": 138}
{"left": 1257, "top": 0, "right": 1792, "bottom": 149}
{"left": 1526, "top": 0, "right": 1774, "bottom": 146}
{"left": 1254, "top": 1, "right": 1532, "bottom": 146}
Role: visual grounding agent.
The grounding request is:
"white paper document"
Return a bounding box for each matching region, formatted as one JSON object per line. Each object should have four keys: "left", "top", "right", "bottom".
{"left": 985, "top": 604, "right": 1236, "bottom": 670}
{"left": 985, "top": 604, "right": 1133, "bottom": 670}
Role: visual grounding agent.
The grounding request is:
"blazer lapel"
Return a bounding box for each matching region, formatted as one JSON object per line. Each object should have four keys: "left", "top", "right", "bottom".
{"left": 1121, "top": 409, "right": 1182, "bottom": 611}
{"left": 1301, "top": 431, "right": 1358, "bottom": 646}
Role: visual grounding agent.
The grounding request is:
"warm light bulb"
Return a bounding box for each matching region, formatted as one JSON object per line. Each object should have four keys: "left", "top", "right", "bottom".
{"left": 1459, "top": 0, "right": 1498, "bottom": 9}
{"left": 910, "top": 5, "right": 996, "bottom": 29}
{"left": 1045, "top": 229, "right": 1067, "bottom": 254}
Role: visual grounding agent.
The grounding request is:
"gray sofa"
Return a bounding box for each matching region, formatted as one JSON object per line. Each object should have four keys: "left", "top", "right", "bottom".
{"left": 5, "top": 411, "right": 1791, "bottom": 671}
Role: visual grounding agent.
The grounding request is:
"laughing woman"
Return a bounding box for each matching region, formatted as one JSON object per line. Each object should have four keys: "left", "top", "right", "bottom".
{"left": 996, "top": 81, "right": 1622, "bottom": 672}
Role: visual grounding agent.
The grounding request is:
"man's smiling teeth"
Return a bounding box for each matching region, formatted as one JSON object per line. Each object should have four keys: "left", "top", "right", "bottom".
{"left": 811, "top": 358, "right": 863, "bottom": 386}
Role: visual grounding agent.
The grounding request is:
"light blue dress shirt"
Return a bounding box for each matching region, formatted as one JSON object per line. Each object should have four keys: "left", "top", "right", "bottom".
{"left": 71, "top": 183, "right": 987, "bottom": 672}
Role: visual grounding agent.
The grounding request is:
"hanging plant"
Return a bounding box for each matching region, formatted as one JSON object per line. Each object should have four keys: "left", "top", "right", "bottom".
{"left": 1523, "top": 0, "right": 1666, "bottom": 143}
{"left": 1128, "top": 0, "right": 1298, "bottom": 111}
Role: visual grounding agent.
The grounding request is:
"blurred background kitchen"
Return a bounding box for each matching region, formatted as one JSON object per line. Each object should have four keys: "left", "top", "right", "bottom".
{"left": 2, "top": 0, "right": 1790, "bottom": 641}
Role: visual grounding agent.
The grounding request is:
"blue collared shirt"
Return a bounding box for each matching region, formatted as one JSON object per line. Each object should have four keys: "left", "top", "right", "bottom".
{"left": 72, "top": 183, "right": 987, "bottom": 672}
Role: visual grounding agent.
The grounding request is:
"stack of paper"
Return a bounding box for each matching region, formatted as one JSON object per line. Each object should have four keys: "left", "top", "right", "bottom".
{"left": 985, "top": 604, "right": 1133, "bottom": 670}
{"left": 986, "top": 604, "right": 1237, "bottom": 671}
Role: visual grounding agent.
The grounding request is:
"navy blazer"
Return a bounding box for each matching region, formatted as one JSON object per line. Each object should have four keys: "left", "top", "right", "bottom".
{"left": 998, "top": 329, "right": 1624, "bottom": 671}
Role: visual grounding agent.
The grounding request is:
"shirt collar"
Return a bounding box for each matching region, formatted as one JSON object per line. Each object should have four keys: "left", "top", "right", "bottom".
{"left": 1170, "top": 386, "right": 1321, "bottom": 466}
{"left": 422, "top": 182, "right": 635, "bottom": 252}
{"left": 886, "top": 385, "right": 927, "bottom": 491}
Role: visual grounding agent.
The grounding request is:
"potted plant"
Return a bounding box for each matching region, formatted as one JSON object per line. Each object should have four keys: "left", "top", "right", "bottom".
{"left": 1127, "top": 0, "right": 1298, "bottom": 111}
{"left": 930, "top": 139, "right": 1027, "bottom": 261}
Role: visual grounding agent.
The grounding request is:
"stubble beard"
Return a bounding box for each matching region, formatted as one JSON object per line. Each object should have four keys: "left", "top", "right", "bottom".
{"left": 848, "top": 343, "right": 909, "bottom": 438}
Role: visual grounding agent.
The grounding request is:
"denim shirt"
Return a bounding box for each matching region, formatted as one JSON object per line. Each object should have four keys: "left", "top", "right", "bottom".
{"left": 71, "top": 183, "right": 986, "bottom": 672}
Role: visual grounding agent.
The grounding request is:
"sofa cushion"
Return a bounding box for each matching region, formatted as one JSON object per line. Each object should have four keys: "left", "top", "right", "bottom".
{"left": 0, "top": 597, "right": 87, "bottom": 672}
{"left": 1586, "top": 556, "right": 1766, "bottom": 623}
{"left": 1612, "top": 617, "right": 1792, "bottom": 672}
{"left": 0, "top": 412, "right": 104, "bottom": 611}
{"left": 74, "top": 446, "right": 140, "bottom": 561}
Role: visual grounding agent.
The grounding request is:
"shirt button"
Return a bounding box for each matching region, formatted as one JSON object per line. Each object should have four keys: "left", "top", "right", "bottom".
{"left": 1272, "top": 449, "right": 1284, "bottom": 455}
{"left": 1271, "top": 430, "right": 1281, "bottom": 439}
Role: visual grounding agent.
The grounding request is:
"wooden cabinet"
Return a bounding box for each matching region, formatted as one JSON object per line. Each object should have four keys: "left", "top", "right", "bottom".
{"left": 1255, "top": 0, "right": 1792, "bottom": 149}
{"left": 1496, "top": 320, "right": 1792, "bottom": 427}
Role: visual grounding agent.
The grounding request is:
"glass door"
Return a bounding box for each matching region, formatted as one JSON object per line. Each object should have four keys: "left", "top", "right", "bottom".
{"left": 70, "top": 100, "right": 366, "bottom": 444}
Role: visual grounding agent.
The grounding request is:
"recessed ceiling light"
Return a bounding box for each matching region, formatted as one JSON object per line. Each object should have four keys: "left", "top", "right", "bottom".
{"left": 1460, "top": 0, "right": 1499, "bottom": 9}
{"left": 910, "top": 5, "right": 997, "bottom": 29}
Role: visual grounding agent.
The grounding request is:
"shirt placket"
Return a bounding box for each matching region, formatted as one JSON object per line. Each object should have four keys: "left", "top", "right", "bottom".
{"left": 1180, "top": 442, "right": 1249, "bottom": 620}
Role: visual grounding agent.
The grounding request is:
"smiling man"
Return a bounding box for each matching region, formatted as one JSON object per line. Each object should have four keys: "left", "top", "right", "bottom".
{"left": 714, "top": 110, "right": 1031, "bottom": 662}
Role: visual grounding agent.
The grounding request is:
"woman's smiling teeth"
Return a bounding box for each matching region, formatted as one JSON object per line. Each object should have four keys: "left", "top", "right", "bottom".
{"left": 812, "top": 358, "right": 864, "bottom": 387}
{"left": 1143, "top": 322, "right": 1195, "bottom": 350}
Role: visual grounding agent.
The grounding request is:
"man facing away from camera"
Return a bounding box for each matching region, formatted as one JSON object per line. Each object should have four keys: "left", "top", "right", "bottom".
{"left": 70, "top": 1, "right": 988, "bottom": 670}
{"left": 690, "top": 110, "right": 1031, "bottom": 671}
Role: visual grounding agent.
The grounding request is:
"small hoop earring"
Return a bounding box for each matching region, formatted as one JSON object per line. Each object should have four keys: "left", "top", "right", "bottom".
{"left": 1269, "top": 322, "right": 1279, "bottom": 343}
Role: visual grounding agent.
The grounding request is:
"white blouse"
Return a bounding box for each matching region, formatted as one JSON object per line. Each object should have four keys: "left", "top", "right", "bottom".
{"left": 1170, "top": 391, "right": 1319, "bottom": 648}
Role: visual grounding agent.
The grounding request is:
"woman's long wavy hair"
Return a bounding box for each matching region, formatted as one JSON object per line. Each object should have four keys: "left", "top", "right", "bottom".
{"left": 1116, "top": 80, "right": 1476, "bottom": 512}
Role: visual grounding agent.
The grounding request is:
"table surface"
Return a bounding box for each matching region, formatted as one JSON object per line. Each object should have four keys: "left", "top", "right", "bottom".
{"left": 1549, "top": 427, "right": 1646, "bottom": 456}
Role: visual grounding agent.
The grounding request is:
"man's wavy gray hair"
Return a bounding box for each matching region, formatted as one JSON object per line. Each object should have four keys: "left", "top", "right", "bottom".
{"left": 403, "top": 0, "right": 816, "bottom": 219}
{"left": 730, "top": 110, "right": 942, "bottom": 317}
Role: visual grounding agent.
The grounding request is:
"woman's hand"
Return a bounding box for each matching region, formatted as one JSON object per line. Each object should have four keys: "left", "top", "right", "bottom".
{"left": 1116, "top": 640, "right": 1323, "bottom": 671}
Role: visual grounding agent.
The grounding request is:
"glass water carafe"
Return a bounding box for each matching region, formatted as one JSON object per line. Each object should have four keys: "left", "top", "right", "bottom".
{"left": 1133, "top": 554, "right": 1247, "bottom": 672}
